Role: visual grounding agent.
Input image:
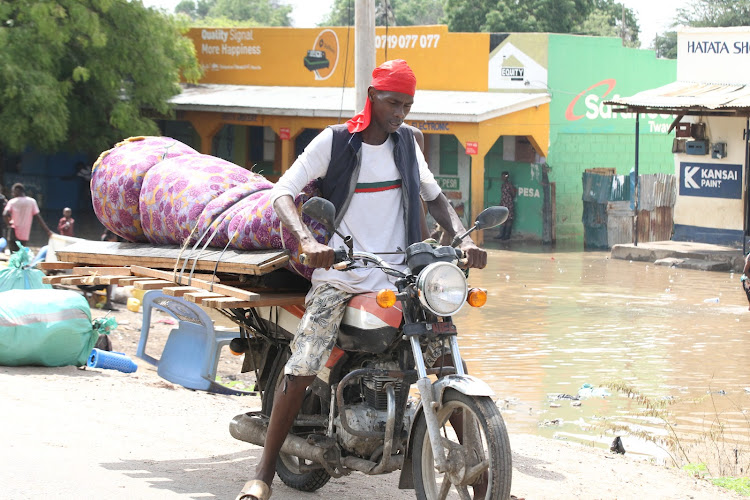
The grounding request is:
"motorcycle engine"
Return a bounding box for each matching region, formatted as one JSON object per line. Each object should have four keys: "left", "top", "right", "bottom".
{"left": 335, "top": 361, "right": 411, "bottom": 459}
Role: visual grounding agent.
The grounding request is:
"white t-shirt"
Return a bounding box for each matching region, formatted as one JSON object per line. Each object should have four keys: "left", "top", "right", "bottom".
{"left": 270, "top": 127, "right": 442, "bottom": 299}
{"left": 4, "top": 196, "right": 40, "bottom": 241}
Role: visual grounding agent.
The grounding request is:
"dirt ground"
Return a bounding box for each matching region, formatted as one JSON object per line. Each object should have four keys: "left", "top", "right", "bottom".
{"left": 0, "top": 300, "right": 745, "bottom": 500}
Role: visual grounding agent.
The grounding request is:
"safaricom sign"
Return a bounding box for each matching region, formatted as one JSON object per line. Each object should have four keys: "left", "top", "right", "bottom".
{"left": 565, "top": 79, "right": 671, "bottom": 131}
{"left": 679, "top": 162, "right": 742, "bottom": 199}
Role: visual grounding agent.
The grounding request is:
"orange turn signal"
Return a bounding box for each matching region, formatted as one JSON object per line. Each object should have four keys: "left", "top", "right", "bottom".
{"left": 229, "top": 348, "right": 244, "bottom": 356}
{"left": 467, "top": 288, "right": 487, "bottom": 307}
{"left": 376, "top": 289, "right": 397, "bottom": 308}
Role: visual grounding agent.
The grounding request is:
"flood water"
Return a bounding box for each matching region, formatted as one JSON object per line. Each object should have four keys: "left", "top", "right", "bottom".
{"left": 454, "top": 244, "right": 750, "bottom": 470}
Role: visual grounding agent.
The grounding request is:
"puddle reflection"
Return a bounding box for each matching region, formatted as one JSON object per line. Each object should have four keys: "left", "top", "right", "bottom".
{"left": 453, "top": 245, "right": 750, "bottom": 463}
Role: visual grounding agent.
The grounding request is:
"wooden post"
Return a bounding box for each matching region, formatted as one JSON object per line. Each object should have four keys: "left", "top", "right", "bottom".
{"left": 355, "top": 0, "right": 375, "bottom": 112}
{"left": 634, "top": 112, "right": 640, "bottom": 246}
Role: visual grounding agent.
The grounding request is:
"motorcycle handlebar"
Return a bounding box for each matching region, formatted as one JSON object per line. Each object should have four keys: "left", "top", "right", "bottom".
{"left": 299, "top": 248, "right": 350, "bottom": 267}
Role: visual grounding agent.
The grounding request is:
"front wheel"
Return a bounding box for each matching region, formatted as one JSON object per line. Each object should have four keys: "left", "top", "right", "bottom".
{"left": 412, "top": 389, "right": 512, "bottom": 499}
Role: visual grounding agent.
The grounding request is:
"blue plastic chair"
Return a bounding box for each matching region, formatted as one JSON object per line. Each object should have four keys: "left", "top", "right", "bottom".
{"left": 136, "top": 290, "right": 251, "bottom": 395}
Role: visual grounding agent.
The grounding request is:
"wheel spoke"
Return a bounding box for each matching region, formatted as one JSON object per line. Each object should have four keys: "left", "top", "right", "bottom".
{"left": 462, "top": 412, "right": 486, "bottom": 466}
{"left": 464, "top": 459, "right": 489, "bottom": 486}
{"left": 456, "top": 485, "right": 472, "bottom": 500}
{"left": 437, "top": 475, "right": 452, "bottom": 500}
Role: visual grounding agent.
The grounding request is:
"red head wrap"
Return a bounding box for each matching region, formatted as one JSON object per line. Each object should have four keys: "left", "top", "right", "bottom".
{"left": 346, "top": 59, "right": 416, "bottom": 133}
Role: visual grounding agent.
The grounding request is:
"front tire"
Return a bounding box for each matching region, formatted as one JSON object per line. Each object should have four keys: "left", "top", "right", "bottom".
{"left": 412, "top": 389, "right": 512, "bottom": 499}
{"left": 263, "top": 348, "right": 332, "bottom": 492}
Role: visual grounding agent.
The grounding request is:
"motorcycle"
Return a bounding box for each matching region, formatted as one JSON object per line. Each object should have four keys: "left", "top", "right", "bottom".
{"left": 227, "top": 197, "right": 512, "bottom": 499}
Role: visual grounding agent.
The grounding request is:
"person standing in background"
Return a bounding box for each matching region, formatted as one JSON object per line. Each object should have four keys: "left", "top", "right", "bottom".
{"left": 0, "top": 189, "right": 7, "bottom": 246}
{"left": 3, "top": 183, "right": 52, "bottom": 251}
{"left": 57, "top": 207, "right": 75, "bottom": 237}
{"left": 495, "top": 171, "right": 517, "bottom": 240}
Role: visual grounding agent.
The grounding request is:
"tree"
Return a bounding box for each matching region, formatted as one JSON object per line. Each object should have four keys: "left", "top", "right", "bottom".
{"left": 653, "top": 31, "right": 677, "bottom": 59}
{"left": 321, "top": 0, "right": 444, "bottom": 27}
{"left": 575, "top": 0, "right": 640, "bottom": 48}
{"left": 175, "top": 0, "right": 213, "bottom": 19}
{"left": 443, "top": 0, "right": 491, "bottom": 32}
{"left": 444, "top": 0, "right": 639, "bottom": 45}
{"left": 0, "top": 0, "right": 201, "bottom": 156}
{"left": 650, "top": 0, "right": 750, "bottom": 58}
{"left": 674, "top": 0, "right": 750, "bottom": 27}
{"left": 482, "top": 0, "right": 581, "bottom": 33}
{"left": 174, "top": 0, "right": 292, "bottom": 26}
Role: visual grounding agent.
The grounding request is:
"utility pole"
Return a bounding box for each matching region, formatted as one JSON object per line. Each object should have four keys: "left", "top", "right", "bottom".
{"left": 355, "top": 0, "right": 376, "bottom": 112}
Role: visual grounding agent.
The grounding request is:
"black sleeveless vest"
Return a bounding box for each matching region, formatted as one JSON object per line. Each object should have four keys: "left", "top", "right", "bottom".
{"left": 317, "top": 124, "right": 423, "bottom": 246}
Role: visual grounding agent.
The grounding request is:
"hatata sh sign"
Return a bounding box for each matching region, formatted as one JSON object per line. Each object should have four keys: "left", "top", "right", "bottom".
{"left": 679, "top": 162, "right": 742, "bottom": 199}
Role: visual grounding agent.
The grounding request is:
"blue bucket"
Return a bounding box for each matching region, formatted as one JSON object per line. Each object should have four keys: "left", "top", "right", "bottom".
{"left": 87, "top": 349, "right": 138, "bottom": 373}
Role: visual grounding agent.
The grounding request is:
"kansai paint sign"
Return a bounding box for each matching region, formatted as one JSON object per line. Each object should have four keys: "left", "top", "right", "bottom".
{"left": 679, "top": 162, "right": 742, "bottom": 199}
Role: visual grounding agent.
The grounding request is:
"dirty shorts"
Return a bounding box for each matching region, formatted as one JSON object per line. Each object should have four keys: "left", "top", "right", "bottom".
{"left": 284, "top": 283, "right": 450, "bottom": 377}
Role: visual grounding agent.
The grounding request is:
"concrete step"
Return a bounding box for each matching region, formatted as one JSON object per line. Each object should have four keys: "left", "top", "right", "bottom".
{"left": 611, "top": 241, "right": 745, "bottom": 273}
{"left": 654, "top": 257, "right": 732, "bottom": 272}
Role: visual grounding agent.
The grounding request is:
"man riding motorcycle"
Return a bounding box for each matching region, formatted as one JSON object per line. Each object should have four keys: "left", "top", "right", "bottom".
{"left": 236, "top": 59, "right": 487, "bottom": 500}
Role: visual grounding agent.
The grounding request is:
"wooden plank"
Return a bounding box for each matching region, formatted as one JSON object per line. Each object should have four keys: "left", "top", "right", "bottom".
{"left": 191, "top": 273, "right": 221, "bottom": 283}
{"left": 131, "top": 266, "right": 262, "bottom": 302}
{"left": 203, "top": 294, "right": 305, "bottom": 309}
{"left": 184, "top": 291, "right": 225, "bottom": 304}
{"left": 38, "top": 262, "right": 77, "bottom": 270}
{"left": 73, "top": 266, "right": 132, "bottom": 276}
{"left": 43, "top": 274, "right": 84, "bottom": 285}
{"left": 257, "top": 253, "right": 293, "bottom": 274}
{"left": 92, "top": 275, "right": 133, "bottom": 285}
{"left": 202, "top": 297, "right": 257, "bottom": 308}
{"left": 61, "top": 276, "right": 103, "bottom": 286}
{"left": 162, "top": 286, "right": 201, "bottom": 297}
{"left": 117, "top": 277, "right": 156, "bottom": 287}
{"left": 131, "top": 266, "right": 306, "bottom": 307}
{"left": 56, "top": 241, "right": 289, "bottom": 276}
{"left": 133, "top": 279, "right": 173, "bottom": 290}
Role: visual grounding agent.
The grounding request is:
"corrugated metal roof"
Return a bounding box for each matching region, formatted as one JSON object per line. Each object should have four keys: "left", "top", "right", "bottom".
{"left": 169, "top": 84, "right": 550, "bottom": 123}
{"left": 605, "top": 81, "right": 750, "bottom": 111}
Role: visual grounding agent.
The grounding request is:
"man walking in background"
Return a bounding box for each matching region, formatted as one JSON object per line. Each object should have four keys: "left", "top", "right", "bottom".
{"left": 495, "top": 171, "right": 517, "bottom": 241}
{"left": 3, "top": 183, "right": 52, "bottom": 251}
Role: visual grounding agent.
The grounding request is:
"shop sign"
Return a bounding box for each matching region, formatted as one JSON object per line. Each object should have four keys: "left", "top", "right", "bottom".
{"left": 564, "top": 78, "right": 672, "bottom": 125}
{"left": 679, "top": 162, "right": 742, "bottom": 199}
{"left": 221, "top": 113, "right": 258, "bottom": 122}
{"left": 279, "top": 127, "right": 290, "bottom": 140}
{"left": 465, "top": 142, "right": 478, "bottom": 155}
{"left": 436, "top": 176, "right": 460, "bottom": 191}
{"left": 409, "top": 121, "right": 450, "bottom": 132}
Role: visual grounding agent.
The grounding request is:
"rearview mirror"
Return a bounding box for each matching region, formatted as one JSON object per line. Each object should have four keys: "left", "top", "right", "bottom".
{"left": 301, "top": 197, "right": 336, "bottom": 232}
{"left": 475, "top": 206, "right": 509, "bottom": 230}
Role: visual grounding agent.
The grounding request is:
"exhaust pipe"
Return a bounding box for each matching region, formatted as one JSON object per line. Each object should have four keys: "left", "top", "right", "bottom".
{"left": 229, "top": 413, "right": 329, "bottom": 465}
{"left": 229, "top": 413, "right": 399, "bottom": 475}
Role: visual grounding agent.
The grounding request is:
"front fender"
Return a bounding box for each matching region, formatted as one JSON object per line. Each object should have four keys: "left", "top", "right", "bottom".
{"left": 397, "top": 374, "right": 495, "bottom": 489}
{"left": 433, "top": 374, "right": 495, "bottom": 400}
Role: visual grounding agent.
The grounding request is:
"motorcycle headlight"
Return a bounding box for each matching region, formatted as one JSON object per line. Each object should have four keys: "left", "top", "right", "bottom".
{"left": 416, "top": 262, "right": 468, "bottom": 316}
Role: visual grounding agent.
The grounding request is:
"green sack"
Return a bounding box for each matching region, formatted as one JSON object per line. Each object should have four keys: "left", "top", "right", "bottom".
{"left": 0, "top": 289, "right": 116, "bottom": 367}
{"left": 0, "top": 244, "right": 51, "bottom": 292}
